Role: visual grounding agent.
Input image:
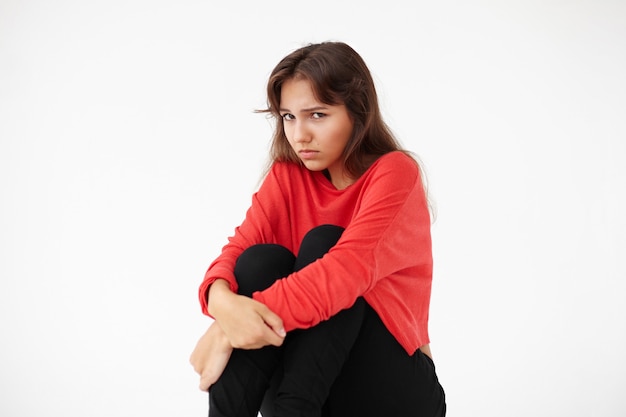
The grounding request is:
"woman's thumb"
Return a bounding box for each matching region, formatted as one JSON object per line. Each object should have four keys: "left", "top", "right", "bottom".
{"left": 262, "top": 309, "right": 286, "bottom": 338}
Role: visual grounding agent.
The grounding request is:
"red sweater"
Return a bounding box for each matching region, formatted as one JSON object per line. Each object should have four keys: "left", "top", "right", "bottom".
{"left": 199, "top": 151, "right": 433, "bottom": 355}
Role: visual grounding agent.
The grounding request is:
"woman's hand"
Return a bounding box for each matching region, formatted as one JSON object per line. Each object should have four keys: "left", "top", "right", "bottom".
{"left": 208, "top": 279, "right": 286, "bottom": 349}
{"left": 189, "top": 322, "right": 233, "bottom": 391}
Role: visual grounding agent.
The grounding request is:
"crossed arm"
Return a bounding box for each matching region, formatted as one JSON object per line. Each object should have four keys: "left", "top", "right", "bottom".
{"left": 189, "top": 279, "right": 433, "bottom": 391}
{"left": 189, "top": 279, "right": 286, "bottom": 391}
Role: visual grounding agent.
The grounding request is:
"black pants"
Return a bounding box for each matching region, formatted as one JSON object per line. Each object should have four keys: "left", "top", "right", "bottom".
{"left": 208, "top": 225, "right": 446, "bottom": 417}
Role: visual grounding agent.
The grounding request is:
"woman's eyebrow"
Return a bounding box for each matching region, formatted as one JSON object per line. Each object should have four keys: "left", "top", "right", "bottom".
{"left": 279, "top": 106, "right": 329, "bottom": 113}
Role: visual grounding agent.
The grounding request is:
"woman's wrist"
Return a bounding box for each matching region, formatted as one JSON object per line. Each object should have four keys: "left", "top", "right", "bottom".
{"left": 209, "top": 320, "right": 231, "bottom": 348}
{"left": 207, "top": 279, "right": 234, "bottom": 318}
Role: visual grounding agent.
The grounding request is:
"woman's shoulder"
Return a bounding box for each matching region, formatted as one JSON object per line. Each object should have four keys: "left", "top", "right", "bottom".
{"left": 368, "top": 151, "right": 420, "bottom": 178}
{"left": 380, "top": 151, "right": 417, "bottom": 165}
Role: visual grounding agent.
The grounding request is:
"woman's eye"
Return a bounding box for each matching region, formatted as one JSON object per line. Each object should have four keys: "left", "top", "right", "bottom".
{"left": 282, "top": 113, "right": 295, "bottom": 121}
{"left": 312, "top": 112, "right": 325, "bottom": 119}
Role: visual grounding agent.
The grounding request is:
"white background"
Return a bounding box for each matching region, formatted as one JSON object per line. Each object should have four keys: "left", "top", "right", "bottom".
{"left": 1, "top": 0, "right": 625, "bottom": 416}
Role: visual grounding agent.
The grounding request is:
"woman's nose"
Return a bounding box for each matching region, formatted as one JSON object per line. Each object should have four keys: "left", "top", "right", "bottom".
{"left": 293, "top": 121, "right": 311, "bottom": 143}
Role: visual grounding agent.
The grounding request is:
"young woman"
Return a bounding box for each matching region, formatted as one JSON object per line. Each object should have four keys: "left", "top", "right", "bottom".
{"left": 190, "top": 41, "right": 446, "bottom": 417}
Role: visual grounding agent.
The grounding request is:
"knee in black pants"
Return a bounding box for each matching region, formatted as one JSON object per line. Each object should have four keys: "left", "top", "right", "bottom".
{"left": 213, "top": 224, "right": 350, "bottom": 417}
{"left": 234, "top": 225, "right": 345, "bottom": 295}
{"left": 210, "top": 244, "right": 295, "bottom": 417}
{"left": 295, "top": 224, "right": 344, "bottom": 271}
{"left": 234, "top": 244, "right": 296, "bottom": 297}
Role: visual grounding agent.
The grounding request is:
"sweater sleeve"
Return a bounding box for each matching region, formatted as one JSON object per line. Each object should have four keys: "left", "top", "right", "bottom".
{"left": 198, "top": 164, "right": 288, "bottom": 316}
{"left": 253, "top": 153, "right": 432, "bottom": 332}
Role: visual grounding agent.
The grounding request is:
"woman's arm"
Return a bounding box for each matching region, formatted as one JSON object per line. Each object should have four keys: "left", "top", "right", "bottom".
{"left": 189, "top": 321, "right": 232, "bottom": 391}
{"left": 198, "top": 164, "right": 288, "bottom": 317}
{"left": 253, "top": 153, "right": 431, "bottom": 333}
{"left": 208, "top": 279, "right": 286, "bottom": 349}
{"left": 196, "top": 164, "right": 291, "bottom": 348}
{"left": 189, "top": 280, "right": 286, "bottom": 390}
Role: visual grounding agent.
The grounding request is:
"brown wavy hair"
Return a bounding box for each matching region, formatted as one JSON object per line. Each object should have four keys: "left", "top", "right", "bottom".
{"left": 259, "top": 41, "right": 414, "bottom": 180}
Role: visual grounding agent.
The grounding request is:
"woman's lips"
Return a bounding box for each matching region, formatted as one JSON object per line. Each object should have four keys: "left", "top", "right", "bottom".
{"left": 299, "top": 150, "right": 318, "bottom": 159}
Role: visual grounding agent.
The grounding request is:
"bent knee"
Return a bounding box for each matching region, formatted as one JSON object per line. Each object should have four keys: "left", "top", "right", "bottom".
{"left": 235, "top": 244, "right": 296, "bottom": 296}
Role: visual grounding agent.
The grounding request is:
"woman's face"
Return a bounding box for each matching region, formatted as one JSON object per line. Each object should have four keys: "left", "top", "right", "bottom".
{"left": 279, "top": 78, "right": 354, "bottom": 189}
